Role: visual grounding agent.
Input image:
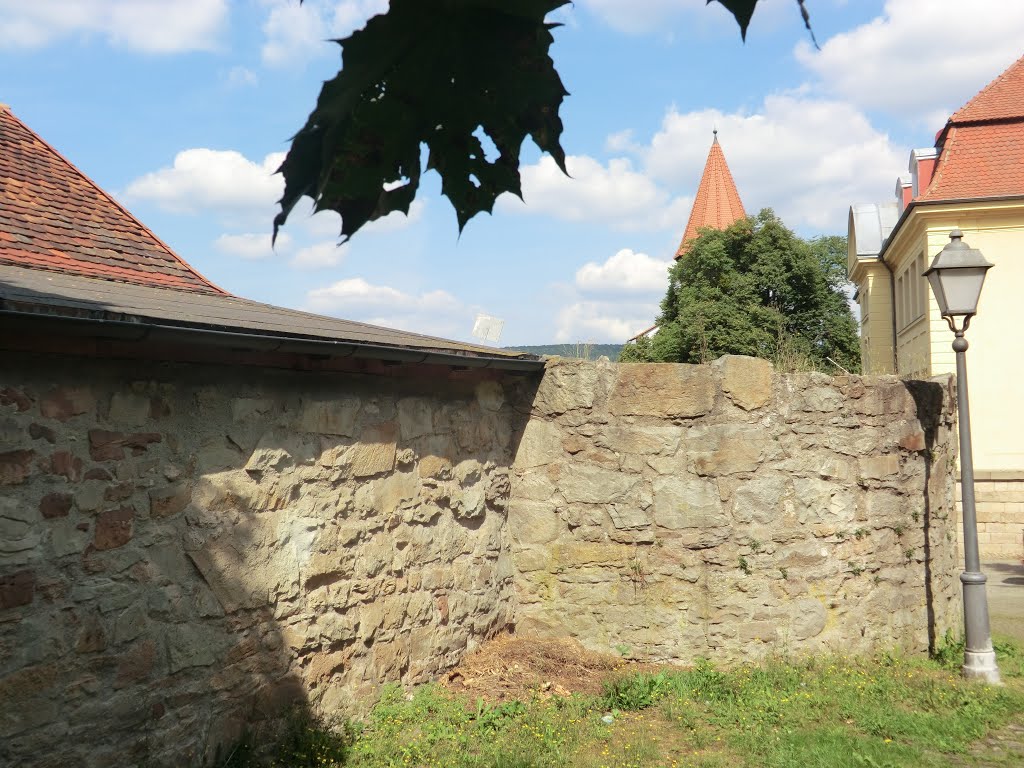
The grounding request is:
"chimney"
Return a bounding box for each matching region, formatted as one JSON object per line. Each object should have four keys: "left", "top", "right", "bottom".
{"left": 895, "top": 175, "right": 913, "bottom": 214}
{"left": 909, "top": 147, "right": 939, "bottom": 198}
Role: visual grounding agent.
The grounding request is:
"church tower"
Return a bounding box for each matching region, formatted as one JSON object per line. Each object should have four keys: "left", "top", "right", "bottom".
{"left": 675, "top": 130, "right": 746, "bottom": 258}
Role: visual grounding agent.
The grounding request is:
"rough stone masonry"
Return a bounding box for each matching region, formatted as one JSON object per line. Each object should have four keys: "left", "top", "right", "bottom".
{"left": 511, "top": 357, "right": 960, "bottom": 662}
{"left": 0, "top": 351, "right": 960, "bottom": 767}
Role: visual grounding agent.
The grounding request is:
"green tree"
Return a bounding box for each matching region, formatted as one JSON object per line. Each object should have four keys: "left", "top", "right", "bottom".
{"left": 619, "top": 211, "right": 861, "bottom": 373}
{"left": 275, "top": 0, "right": 815, "bottom": 242}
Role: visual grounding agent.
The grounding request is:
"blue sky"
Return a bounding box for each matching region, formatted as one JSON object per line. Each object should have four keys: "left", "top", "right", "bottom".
{"left": 2, "top": 0, "right": 1023, "bottom": 346}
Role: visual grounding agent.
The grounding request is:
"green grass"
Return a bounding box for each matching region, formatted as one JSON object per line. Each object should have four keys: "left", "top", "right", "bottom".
{"left": 221, "top": 641, "right": 1024, "bottom": 768}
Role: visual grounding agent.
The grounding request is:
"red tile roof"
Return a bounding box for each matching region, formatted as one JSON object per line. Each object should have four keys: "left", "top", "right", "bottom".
{"left": 950, "top": 54, "right": 1024, "bottom": 124}
{"left": 0, "top": 105, "right": 225, "bottom": 294}
{"left": 675, "top": 132, "right": 746, "bottom": 258}
{"left": 920, "top": 54, "right": 1024, "bottom": 203}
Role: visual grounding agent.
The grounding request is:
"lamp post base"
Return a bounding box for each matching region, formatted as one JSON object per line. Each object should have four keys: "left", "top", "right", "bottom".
{"left": 963, "top": 650, "right": 1002, "bottom": 684}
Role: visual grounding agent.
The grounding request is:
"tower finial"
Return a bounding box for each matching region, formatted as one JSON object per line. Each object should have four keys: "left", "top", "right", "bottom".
{"left": 712, "top": 125, "right": 718, "bottom": 142}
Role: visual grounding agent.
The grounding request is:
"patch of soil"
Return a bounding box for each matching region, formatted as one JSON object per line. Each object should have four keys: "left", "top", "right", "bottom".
{"left": 442, "top": 633, "right": 652, "bottom": 703}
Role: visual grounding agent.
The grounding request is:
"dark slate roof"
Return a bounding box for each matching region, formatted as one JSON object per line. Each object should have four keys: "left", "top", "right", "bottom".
{"left": 0, "top": 264, "right": 540, "bottom": 367}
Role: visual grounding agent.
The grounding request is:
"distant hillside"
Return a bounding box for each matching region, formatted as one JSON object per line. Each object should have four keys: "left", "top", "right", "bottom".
{"left": 504, "top": 343, "right": 623, "bottom": 361}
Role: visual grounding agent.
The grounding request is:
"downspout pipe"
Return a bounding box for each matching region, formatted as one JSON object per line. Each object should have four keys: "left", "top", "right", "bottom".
{"left": 878, "top": 255, "right": 899, "bottom": 374}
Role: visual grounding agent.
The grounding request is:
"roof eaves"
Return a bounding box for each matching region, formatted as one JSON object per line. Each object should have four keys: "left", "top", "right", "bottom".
{"left": 878, "top": 194, "right": 1024, "bottom": 264}
{"left": 0, "top": 307, "right": 544, "bottom": 372}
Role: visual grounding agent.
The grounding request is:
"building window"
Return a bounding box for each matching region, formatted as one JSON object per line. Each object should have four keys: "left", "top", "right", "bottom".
{"left": 896, "top": 252, "right": 927, "bottom": 331}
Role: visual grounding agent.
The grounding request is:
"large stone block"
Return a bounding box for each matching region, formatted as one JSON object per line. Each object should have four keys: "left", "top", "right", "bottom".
{"left": 652, "top": 476, "right": 728, "bottom": 529}
{"left": 532, "top": 361, "right": 601, "bottom": 415}
{"left": 397, "top": 398, "right": 434, "bottom": 441}
{"left": 715, "top": 355, "right": 774, "bottom": 410}
{"left": 688, "top": 423, "right": 773, "bottom": 476}
{"left": 558, "top": 464, "right": 638, "bottom": 504}
{"left": 299, "top": 398, "right": 359, "bottom": 437}
{"left": 350, "top": 422, "right": 398, "bottom": 477}
{"left": 508, "top": 498, "right": 560, "bottom": 545}
{"left": 609, "top": 364, "right": 715, "bottom": 418}
{"left": 513, "top": 419, "right": 563, "bottom": 470}
{"left": 732, "top": 472, "right": 790, "bottom": 524}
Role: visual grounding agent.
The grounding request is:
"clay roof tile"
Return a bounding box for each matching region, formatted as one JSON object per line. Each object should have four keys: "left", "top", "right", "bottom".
{"left": 674, "top": 132, "right": 746, "bottom": 259}
{"left": 0, "top": 106, "right": 225, "bottom": 294}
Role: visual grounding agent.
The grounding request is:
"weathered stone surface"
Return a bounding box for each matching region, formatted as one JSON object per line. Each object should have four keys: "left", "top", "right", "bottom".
{"left": 0, "top": 449, "right": 35, "bottom": 485}
{"left": 513, "top": 362, "right": 958, "bottom": 672}
{"left": 299, "top": 398, "right": 358, "bottom": 436}
{"left": 609, "top": 364, "right": 715, "bottom": 418}
{"left": 0, "top": 352, "right": 960, "bottom": 768}
{"left": 0, "top": 569, "right": 35, "bottom": 609}
{"left": 532, "top": 361, "right": 600, "bottom": 415}
{"left": 350, "top": 422, "right": 398, "bottom": 477}
{"left": 475, "top": 381, "right": 505, "bottom": 412}
{"left": 508, "top": 499, "right": 560, "bottom": 545}
{"left": 559, "top": 464, "right": 637, "bottom": 505}
{"left": 652, "top": 476, "right": 728, "bottom": 529}
{"left": 88, "top": 430, "right": 161, "bottom": 461}
{"left": 732, "top": 473, "right": 789, "bottom": 524}
{"left": 148, "top": 484, "right": 191, "bottom": 518}
{"left": 512, "top": 419, "right": 562, "bottom": 470}
{"left": 40, "top": 387, "right": 94, "bottom": 421}
{"left": 93, "top": 506, "right": 134, "bottom": 551}
{"left": 110, "top": 392, "right": 151, "bottom": 426}
{"left": 716, "top": 355, "right": 774, "bottom": 410}
{"left": 791, "top": 598, "right": 828, "bottom": 640}
{"left": 39, "top": 492, "right": 73, "bottom": 519}
{"left": 397, "top": 398, "right": 433, "bottom": 441}
{"left": 859, "top": 454, "right": 900, "bottom": 480}
{"left": 688, "top": 424, "right": 772, "bottom": 476}
{"left": 47, "top": 450, "right": 83, "bottom": 481}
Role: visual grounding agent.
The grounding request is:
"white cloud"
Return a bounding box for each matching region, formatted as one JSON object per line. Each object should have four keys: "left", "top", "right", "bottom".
{"left": 796, "top": 0, "right": 1024, "bottom": 121}
{"left": 555, "top": 300, "right": 660, "bottom": 344}
{"left": 225, "top": 65, "right": 258, "bottom": 88}
{"left": 639, "top": 95, "right": 902, "bottom": 231}
{"left": 0, "top": 0, "right": 227, "bottom": 52}
{"left": 305, "top": 277, "right": 467, "bottom": 337}
{"left": 215, "top": 231, "right": 291, "bottom": 260}
{"left": 261, "top": 0, "right": 388, "bottom": 68}
{"left": 503, "top": 154, "right": 692, "bottom": 232}
{"left": 124, "top": 149, "right": 285, "bottom": 220}
{"left": 290, "top": 241, "right": 347, "bottom": 269}
{"left": 575, "top": 248, "right": 671, "bottom": 295}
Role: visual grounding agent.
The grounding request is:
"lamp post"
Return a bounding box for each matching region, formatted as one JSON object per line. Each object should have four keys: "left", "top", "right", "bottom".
{"left": 924, "top": 228, "right": 1000, "bottom": 683}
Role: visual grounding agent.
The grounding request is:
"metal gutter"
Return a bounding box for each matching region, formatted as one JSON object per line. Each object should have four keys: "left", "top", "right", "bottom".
{"left": 0, "top": 309, "right": 546, "bottom": 373}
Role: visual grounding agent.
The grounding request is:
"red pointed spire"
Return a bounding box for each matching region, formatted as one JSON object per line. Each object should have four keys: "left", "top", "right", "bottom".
{"left": 674, "top": 130, "right": 746, "bottom": 259}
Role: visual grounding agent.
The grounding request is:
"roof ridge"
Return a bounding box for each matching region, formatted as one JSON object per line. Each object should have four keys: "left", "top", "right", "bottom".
{"left": 950, "top": 53, "right": 1024, "bottom": 124}
{"left": 2, "top": 107, "right": 229, "bottom": 296}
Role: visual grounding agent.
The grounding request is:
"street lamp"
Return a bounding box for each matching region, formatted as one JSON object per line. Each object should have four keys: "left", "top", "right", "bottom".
{"left": 924, "top": 229, "right": 1000, "bottom": 683}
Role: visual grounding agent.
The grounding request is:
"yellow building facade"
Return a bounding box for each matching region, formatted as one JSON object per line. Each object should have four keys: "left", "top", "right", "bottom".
{"left": 849, "top": 54, "right": 1024, "bottom": 559}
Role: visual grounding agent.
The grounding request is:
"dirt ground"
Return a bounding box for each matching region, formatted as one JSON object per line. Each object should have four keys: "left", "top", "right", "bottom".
{"left": 441, "top": 634, "right": 642, "bottom": 702}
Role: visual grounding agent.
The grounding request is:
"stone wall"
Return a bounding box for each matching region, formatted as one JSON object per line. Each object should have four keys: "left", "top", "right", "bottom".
{"left": 0, "top": 352, "right": 532, "bottom": 768}
{"left": 956, "top": 474, "right": 1024, "bottom": 560}
{"left": 510, "top": 357, "right": 961, "bottom": 663}
{"left": 1, "top": 350, "right": 964, "bottom": 767}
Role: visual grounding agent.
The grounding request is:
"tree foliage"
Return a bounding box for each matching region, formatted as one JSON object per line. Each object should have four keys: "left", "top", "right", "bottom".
{"left": 619, "top": 211, "right": 861, "bottom": 373}
{"left": 275, "top": 0, "right": 815, "bottom": 242}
